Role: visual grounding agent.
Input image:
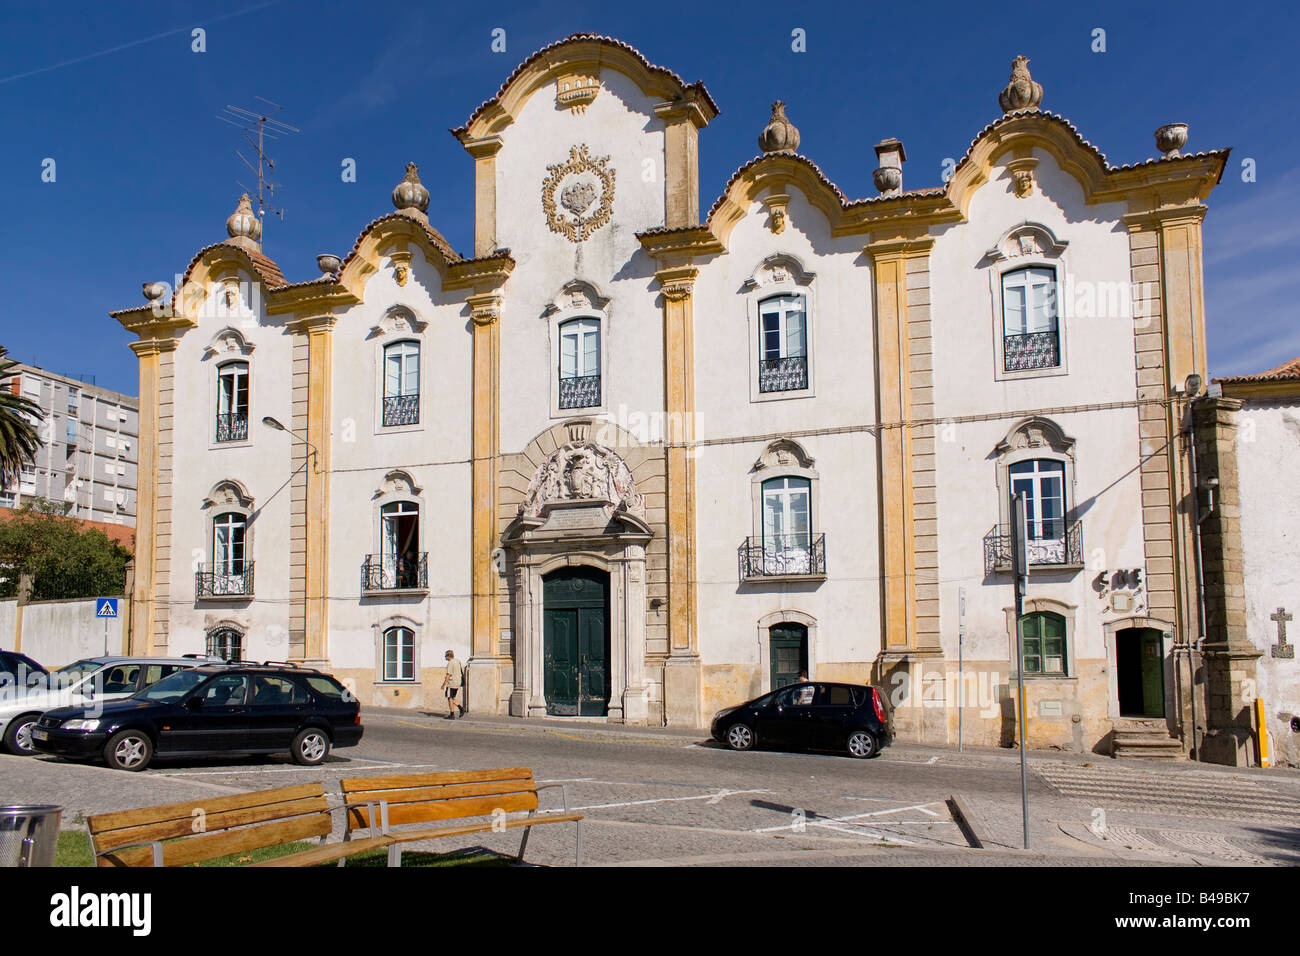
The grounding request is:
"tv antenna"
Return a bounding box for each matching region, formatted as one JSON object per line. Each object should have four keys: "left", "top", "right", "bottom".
{"left": 216, "top": 97, "right": 299, "bottom": 227}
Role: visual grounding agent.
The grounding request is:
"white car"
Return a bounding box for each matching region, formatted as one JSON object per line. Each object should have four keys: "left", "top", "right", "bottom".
{"left": 0, "top": 656, "right": 207, "bottom": 756}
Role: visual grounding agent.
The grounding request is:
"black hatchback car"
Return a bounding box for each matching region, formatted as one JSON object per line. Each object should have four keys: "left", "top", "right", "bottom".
{"left": 32, "top": 662, "right": 363, "bottom": 771}
{"left": 710, "top": 682, "right": 893, "bottom": 758}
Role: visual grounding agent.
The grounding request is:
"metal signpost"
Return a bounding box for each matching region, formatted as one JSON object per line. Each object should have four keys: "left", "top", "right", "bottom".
{"left": 958, "top": 586, "right": 966, "bottom": 753}
{"left": 96, "top": 598, "right": 118, "bottom": 656}
{"left": 1010, "top": 493, "right": 1030, "bottom": 850}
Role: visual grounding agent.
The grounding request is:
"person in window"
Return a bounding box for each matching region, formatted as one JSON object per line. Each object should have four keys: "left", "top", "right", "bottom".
{"left": 442, "top": 649, "right": 464, "bottom": 719}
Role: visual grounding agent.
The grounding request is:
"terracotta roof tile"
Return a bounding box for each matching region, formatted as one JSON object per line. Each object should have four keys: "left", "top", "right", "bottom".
{"left": 1214, "top": 357, "right": 1300, "bottom": 384}
{"left": 180, "top": 240, "right": 287, "bottom": 290}
{"left": 337, "top": 211, "right": 461, "bottom": 276}
{"left": 453, "top": 33, "right": 719, "bottom": 137}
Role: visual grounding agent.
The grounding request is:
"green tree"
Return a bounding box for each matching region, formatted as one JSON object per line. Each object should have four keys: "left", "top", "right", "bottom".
{"left": 0, "top": 500, "right": 130, "bottom": 600}
{"left": 0, "top": 346, "right": 44, "bottom": 491}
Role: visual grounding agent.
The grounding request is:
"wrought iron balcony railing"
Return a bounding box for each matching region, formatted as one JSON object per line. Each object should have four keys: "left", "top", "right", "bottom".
{"left": 196, "top": 562, "right": 254, "bottom": 598}
{"left": 738, "top": 533, "right": 826, "bottom": 581}
{"left": 361, "top": 553, "right": 428, "bottom": 592}
{"left": 758, "top": 355, "right": 809, "bottom": 393}
{"left": 216, "top": 413, "right": 249, "bottom": 443}
{"left": 983, "top": 521, "right": 1084, "bottom": 575}
{"left": 382, "top": 393, "right": 420, "bottom": 427}
{"left": 1003, "top": 330, "right": 1060, "bottom": 371}
{"left": 558, "top": 374, "right": 601, "bottom": 409}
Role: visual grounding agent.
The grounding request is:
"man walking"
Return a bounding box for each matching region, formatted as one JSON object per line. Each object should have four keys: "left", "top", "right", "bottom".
{"left": 442, "top": 649, "right": 464, "bottom": 719}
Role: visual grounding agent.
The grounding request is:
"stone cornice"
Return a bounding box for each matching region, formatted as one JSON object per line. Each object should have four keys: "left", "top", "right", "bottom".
{"left": 285, "top": 314, "right": 338, "bottom": 335}
{"left": 445, "top": 253, "right": 515, "bottom": 292}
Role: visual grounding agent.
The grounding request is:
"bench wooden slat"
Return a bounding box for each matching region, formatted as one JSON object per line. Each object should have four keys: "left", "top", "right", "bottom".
{"left": 348, "top": 792, "right": 538, "bottom": 830}
{"left": 98, "top": 812, "right": 333, "bottom": 868}
{"left": 340, "top": 768, "right": 534, "bottom": 793}
{"left": 344, "top": 780, "right": 537, "bottom": 807}
{"left": 386, "top": 813, "right": 585, "bottom": 845}
{"left": 92, "top": 796, "right": 331, "bottom": 853}
{"left": 88, "top": 783, "right": 325, "bottom": 834}
{"left": 247, "top": 835, "right": 396, "bottom": 868}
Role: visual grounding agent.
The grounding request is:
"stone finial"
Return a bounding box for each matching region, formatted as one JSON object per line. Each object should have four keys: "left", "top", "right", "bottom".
{"left": 225, "top": 193, "right": 262, "bottom": 245}
{"left": 392, "top": 162, "right": 430, "bottom": 215}
{"left": 759, "top": 101, "right": 800, "bottom": 154}
{"left": 872, "top": 138, "right": 907, "bottom": 195}
{"left": 999, "top": 56, "right": 1043, "bottom": 113}
{"left": 1155, "top": 123, "right": 1189, "bottom": 158}
{"left": 142, "top": 282, "right": 167, "bottom": 301}
{"left": 316, "top": 254, "right": 341, "bottom": 275}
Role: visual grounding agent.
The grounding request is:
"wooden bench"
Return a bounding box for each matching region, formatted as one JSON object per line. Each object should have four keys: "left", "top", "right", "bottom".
{"left": 340, "top": 767, "right": 584, "bottom": 867}
{"left": 87, "top": 783, "right": 394, "bottom": 868}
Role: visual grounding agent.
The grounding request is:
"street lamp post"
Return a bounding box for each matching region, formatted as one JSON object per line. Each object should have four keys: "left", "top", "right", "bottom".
{"left": 261, "top": 416, "right": 319, "bottom": 471}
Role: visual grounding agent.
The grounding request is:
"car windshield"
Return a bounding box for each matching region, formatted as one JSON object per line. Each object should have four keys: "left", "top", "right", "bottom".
{"left": 51, "top": 659, "right": 105, "bottom": 687}
{"left": 136, "top": 669, "right": 207, "bottom": 702}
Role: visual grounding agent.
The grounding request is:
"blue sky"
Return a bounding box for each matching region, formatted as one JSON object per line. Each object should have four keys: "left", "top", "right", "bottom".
{"left": 1, "top": 0, "right": 1296, "bottom": 395}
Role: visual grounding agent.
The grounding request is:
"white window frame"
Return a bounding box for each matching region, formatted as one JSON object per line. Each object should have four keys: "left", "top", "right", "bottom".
{"left": 552, "top": 316, "right": 603, "bottom": 415}
{"left": 371, "top": 315, "right": 427, "bottom": 437}
{"left": 373, "top": 616, "right": 423, "bottom": 685}
{"left": 991, "top": 261, "right": 1069, "bottom": 381}
{"left": 381, "top": 339, "right": 421, "bottom": 429}
{"left": 213, "top": 359, "right": 253, "bottom": 448}
{"left": 382, "top": 626, "right": 416, "bottom": 682}
{"left": 744, "top": 254, "right": 816, "bottom": 403}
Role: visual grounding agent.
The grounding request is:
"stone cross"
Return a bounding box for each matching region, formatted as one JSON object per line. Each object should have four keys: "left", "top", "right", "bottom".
{"left": 1271, "top": 607, "right": 1294, "bottom": 659}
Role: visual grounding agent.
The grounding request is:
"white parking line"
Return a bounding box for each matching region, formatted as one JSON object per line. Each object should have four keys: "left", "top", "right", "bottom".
{"left": 752, "top": 801, "right": 945, "bottom": 833}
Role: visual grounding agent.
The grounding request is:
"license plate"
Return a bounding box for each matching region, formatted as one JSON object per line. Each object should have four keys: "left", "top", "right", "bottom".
{"left": 32, "top": 729, "right": 48, "bottom": 741}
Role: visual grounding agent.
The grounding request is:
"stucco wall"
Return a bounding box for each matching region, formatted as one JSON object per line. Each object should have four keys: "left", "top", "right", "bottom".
{"left": 1236, "top": 398, "right": 1300, "bottom": 765}
{"left": 11, "top": 598, "right": 130, "bottom": 668}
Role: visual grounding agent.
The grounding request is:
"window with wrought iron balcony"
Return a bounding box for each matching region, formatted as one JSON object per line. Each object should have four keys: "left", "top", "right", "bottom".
{"left": 198, "top": 511, "right": 253, "bottom": 597}
{"left": 1001, "top": 267, "right": 1060, "bottom": 372}
{"left": 558, "top": 317, "right": 601, "bottom": 409}
{"left": 216, "top": 361, "right": 249, "bottom": 443}
{"left": 758, "top": 294, "right": 809, "bottom": 392}
{"left": 361, "top": 552, "right": 428, "bottom": 593}
{"left": 738, "top": 533, "right": 827, "bottom": 582}
{"left": 382, "top": 340, "right": 420, "bottom": 426}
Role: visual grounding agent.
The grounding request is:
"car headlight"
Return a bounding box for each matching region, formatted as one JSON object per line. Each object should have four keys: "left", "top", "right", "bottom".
{"left": 62, "top": 719, "right": 101, "bottom": 732}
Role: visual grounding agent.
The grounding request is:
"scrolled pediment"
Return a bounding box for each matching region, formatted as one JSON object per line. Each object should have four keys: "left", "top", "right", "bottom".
{"left": 995, "top": 416, "right": 1075, "bottom": 457}
{"left": 203, "top": 327, "right": 254, "bottom": 359}
{"left": 752, "top": 437, "right": 816, "bottom": 472}
{"left": 741, "top": 252, "right": 815, "bottom": 292}
{"left": 203, "top": 479, "right": 253, "bottom": 510}
{"left": 985, "top": 222, "right": 1069, "bottom": 262}
{"left": 369, "top": 306, "right": 426, "bottom": 339}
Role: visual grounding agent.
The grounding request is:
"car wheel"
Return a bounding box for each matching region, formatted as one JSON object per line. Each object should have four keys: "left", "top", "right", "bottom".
{"left": 104, "top": 730, "right": 153, "bottom": 771}
{"left": 3, "top": 713, "right": 41, "bottom": 755}
{"left": 291, "top": 728, "right": 331, "bottom": 766}
{"left": 725, "top": 722, "right": 755, "bottom": 752}
{"left": 846, "top": 730, "right": 878, "bottom": 759}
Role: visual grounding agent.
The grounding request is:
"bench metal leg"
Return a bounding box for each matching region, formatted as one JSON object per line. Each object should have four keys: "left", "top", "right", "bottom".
{"left": 388, "top": 843, "right": 402, "bottom": 868}
{"left": 575, "top": 819, "right": 583, "bottom": 868}
{"left": 517, "top": 820, "right": 533, "bottom": 864}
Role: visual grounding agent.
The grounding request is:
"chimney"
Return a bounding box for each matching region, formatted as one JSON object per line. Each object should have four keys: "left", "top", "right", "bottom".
{"left": 872, "top": 138, "right": 906, "bottom": 196}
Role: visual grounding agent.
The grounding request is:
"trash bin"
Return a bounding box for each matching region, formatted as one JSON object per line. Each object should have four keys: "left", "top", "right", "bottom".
{"left": 0, "top": 805, "right": 63, "bottom": 867}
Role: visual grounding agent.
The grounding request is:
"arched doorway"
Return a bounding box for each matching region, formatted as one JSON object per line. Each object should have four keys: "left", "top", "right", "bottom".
{"left": 1116, "top": 626, "right": 1165, "bottom": 717}
{"left": 769, "top": 623, "right": 808, "bottom": 689}
{"left": 543, "top": 567, "right": 610, "bottom": 716}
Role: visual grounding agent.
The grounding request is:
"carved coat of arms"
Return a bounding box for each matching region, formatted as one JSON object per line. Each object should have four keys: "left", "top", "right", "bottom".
{"left": 542, "top": 145, "right": 616, "bottom": 242}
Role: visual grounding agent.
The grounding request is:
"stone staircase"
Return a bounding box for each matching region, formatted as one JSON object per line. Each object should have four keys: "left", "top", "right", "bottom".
{"left": 1112, "top": 717, "right": 1185, "bottom": 760}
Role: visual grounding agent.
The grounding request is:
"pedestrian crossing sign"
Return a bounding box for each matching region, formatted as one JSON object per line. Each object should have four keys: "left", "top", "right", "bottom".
{"left": 96, "top": 598, "right": 118, "bottom": 619}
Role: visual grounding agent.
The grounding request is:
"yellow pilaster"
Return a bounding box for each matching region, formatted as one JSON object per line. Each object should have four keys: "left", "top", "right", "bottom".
{"left": 657, "top": 266, "right": 699, "bottom": 656}
{"left": 127, "top": 339, "right": 170, "bottom": 656}
{"left": 464, "top": 137, "right": 503, "bottom": 258}
{"left": 866, "top": 235, "right": 933, "bottom": 650}
{"left": 468, "top": 293, "right": 502, "bottom": 660}
{"left": 301, "top": 316, "right": 335, "bottom": 661}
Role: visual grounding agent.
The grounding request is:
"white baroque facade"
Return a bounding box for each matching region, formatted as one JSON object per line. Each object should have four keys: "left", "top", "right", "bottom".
{"left": 113, "top": 36, "right": 1235, "bottom": 755}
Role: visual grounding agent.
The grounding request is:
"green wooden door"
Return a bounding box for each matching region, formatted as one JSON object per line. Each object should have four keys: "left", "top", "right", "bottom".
{"left": 769, "top": 624, "right": 808, "bottom": 690}
{"left": 543, "top": 568, "right": 610, "bottom": 717}
{"left": 1140, "top": 630, "right": 1165, "bottom": 717}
